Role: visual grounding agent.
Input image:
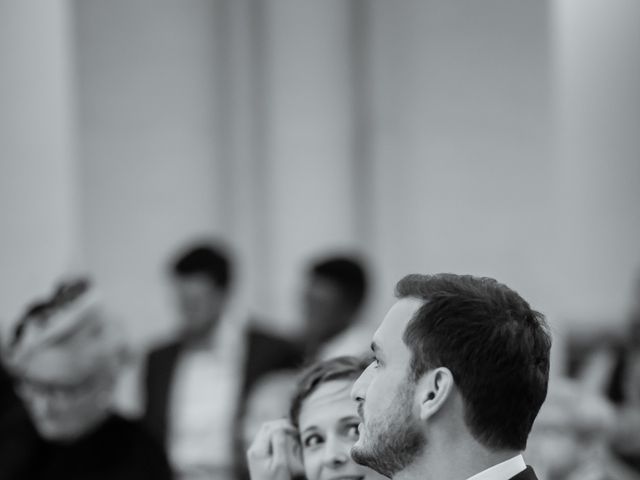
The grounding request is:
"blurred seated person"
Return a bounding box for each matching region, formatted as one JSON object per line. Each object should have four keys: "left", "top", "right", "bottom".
{"left": 301, "top": 255, "right": 370, "bottom": 360}
{"left": 246, "top": 355, "right": 385, "bottom": 480}
{"left": 608, "top": 276, "right": 640, "bottom": 474}
{"left": 568, "top": 274, "right": 640, "bottom": 474}
{"left": 243, "top": 254, "right": 370, "bottom": 393}
{"left": 2, "top": 277, "right": 171, "bottom": 480}
{"left": 526, "top": 378, "right": 616, "bottom": 480}
{"left": 143, "top": 242, "right": 245, "bottom": 480}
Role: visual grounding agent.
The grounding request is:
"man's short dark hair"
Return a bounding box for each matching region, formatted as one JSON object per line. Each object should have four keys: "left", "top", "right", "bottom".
{"left": 396, "top": 273, "right": 551, "bottom": 451}
{"left": 289, "top": 355, "right": 370, "bottom": 428}
{"left": 309, "top": 256, "right": 368, "bottom": 312}
{"left": 171, "top": 243, "right": 232, "bottom": 291}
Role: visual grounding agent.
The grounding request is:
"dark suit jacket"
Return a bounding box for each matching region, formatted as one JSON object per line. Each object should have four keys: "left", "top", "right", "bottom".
{"left": 142, "top": 340, "right": 183, "bottom": 447}
{"left": 0, "top": 364, "right": 42, "bottom": 480}
{"left": 511, "top": 466, "right": 538, "bottom": 480}
{"left": 142, "top": 327, "right": 304, "bottom": 449}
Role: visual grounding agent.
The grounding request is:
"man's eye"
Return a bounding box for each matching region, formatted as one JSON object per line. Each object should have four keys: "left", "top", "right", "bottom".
{"left": 372, "top": 357, "right": 380, "bottom": 368}
{"left": 303, "top": 434, "right": 323, "bottom": 448}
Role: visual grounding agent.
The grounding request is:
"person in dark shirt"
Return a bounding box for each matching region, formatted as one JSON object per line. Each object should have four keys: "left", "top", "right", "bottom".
{"left": 0, "top": 357, "right": 41, "bottom": 479}
{"left": 22, "top": 415, "right": 170, "bottom": 480}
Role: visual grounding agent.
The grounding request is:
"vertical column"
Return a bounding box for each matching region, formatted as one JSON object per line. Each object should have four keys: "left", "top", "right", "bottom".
{"left": 75, "top": 0, "right": 224, "bottom": 342}
{"left": 213, "top": 0, "right": 268, "bottom": 322}
{"left": 554, "top": 0, "right": 640, "bottom": 325}
{"left": 258, "top": 0, "right": 358, "bottom": 331}
{"left": 0, "top": 1, "right": 78, "bottom": 329}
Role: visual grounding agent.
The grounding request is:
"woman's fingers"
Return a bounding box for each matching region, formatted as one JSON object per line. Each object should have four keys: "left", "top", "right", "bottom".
{"left": 270, "top": 429, "right": 290, "bottom": 468}
{"left": 248, "top": 422, "right": 276, "bottom": 458}
{"left": 248, "top": 419, "right": 300, "bottom": 463}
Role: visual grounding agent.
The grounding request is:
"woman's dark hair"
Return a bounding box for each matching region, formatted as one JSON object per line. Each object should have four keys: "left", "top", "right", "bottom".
{"left": 289, "top": 355, "right": 370, "bottom": 428}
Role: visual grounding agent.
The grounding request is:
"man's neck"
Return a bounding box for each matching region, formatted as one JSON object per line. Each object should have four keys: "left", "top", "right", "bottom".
{"left": 181, "top": 322, "right": 218, "bottom": 349}
{"left": 394, "top": 440, "right": 521, "bottom": 480}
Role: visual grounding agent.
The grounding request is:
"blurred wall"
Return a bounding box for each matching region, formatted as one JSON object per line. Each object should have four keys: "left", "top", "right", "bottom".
{"left": 366, "top": 1, "right": 557, "bottom": 325}
{"left": 554, "top": 0, "right": 640, "bottom": 326}
{"left": 2, "top": 0, "right": 640, "bottom": 350}
{"left": 0, "top": 1, "right": 78, "bottom": 329}
{"left": 75, "top": 0, "right": 226, "bottom": 341}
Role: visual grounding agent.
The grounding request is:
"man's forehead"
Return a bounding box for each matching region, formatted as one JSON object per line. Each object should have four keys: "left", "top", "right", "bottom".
{"left": 373, "top": 297, "right": 424, "bottom": 351}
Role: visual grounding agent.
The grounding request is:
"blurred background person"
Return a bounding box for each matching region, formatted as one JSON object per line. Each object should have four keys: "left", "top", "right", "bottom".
{"left": 143, "top": 242, "right": 243, "bottom": 480}
{"left": 607, "top": 274, "right": 640, "bottom": 474}
{"left": 566, "top": 273, "right": 640, "bottom": 477}
{"left": 525, "top": 378, "right": 616, "bottom": 480}
{"left": 246, "top": 355, "right": 385, "bottom": 480}
{"left": 242, "top": 254, "right": 369, "bottom": 397}
{"left": 2, "top": 277, "right": 171, "bottom": 480}
{"left": 301, "top": 255, "right": 369, "bottom": 360}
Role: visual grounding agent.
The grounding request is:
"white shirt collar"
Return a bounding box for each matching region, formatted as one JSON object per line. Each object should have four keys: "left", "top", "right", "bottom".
{"left": 466, "top": 455, "right": 526, "bottom": 480}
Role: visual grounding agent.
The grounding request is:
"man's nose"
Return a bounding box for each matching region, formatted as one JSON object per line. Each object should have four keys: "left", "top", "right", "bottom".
{"left": 350, "top": 364, "right": 371, "bottom": 403}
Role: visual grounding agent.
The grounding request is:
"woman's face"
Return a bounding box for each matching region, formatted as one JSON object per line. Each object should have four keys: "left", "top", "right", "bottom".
{"left": 298, "top": 379, "right": 386, "bottom": 480}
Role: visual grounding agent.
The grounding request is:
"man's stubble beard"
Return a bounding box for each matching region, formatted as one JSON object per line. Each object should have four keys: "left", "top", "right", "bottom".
{"left": 351, "top": 380, "right": 426, "bottom": 478}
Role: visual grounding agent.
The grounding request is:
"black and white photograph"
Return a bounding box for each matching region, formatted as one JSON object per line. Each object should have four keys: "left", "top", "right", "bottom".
{"left": 1, "top": 1, "right": 639, "bottom": 480}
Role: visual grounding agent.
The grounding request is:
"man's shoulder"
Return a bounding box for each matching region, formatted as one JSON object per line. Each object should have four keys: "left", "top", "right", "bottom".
{"left": 145, "top": 339, "right": 184, "bottom": 372}
{"left": 246, "top": 326, "right": 305, "bottom": 363}
{"left": 510, "top": 466, "right": 538, "bottom": 480}
{"left": 243, "top": 325, "right": 305, "bottom": 383}
{"left": 246, "top": 326, "right": 298, "bottom": 350}
{"left": 148, "top": 339, "right": 182, "bottom": 356}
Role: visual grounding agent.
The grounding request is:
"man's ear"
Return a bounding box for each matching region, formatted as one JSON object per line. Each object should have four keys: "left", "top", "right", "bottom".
{"left": 416, "top": 367, "right": 454, "bottom": 421}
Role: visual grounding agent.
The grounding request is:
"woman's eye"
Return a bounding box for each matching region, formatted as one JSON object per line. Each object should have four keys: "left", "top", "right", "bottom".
{"left": 303, "top": 434, "right": 323, "bottom": 448}
{"left": 347, "top": 424, "right": 360, "bottom": 439}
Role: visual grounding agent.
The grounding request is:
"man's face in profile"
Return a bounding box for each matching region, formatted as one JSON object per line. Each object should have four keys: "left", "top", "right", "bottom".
{"left": 350, "top": 298, "right": 426, "bottom": 477}
{"left": 173, "top": 274, "right": 224, "bottom": 338}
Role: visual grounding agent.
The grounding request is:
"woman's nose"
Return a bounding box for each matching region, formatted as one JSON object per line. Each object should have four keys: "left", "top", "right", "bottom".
{"left": 323, "top": 438, "right": 350, "bottom": 469}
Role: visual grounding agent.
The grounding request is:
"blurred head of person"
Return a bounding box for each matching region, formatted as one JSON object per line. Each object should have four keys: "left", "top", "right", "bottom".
{"left": 351, "top": 274, "right": 552, "bottom": 478}
{"left": 526, "top": 378, "right": 615, "bottom": 480}
{"left": 303, "top": 256, "right": 368, "bottom": 348}
{"left": 289, "top": 355, "right": 385, "bottom": 480}
{"left": 170, "top": 242, "right": 232, "bottom": 342}
{"left": 3, "top": 278, "right": 126, "bottom": 443}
